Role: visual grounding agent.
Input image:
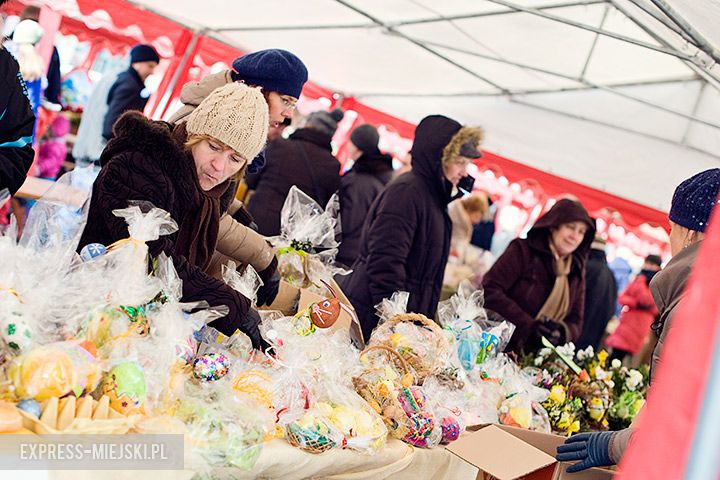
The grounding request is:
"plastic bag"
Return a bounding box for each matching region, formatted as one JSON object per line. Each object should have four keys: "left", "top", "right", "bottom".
{"left": 438, "top": 281, "right": 515, "bottom": 370}
{"left": 271, "top": 186, "right": 348, "bottom": 288}
{"left": 222, "top": 261, "right": 262, "bottom": 306}
{"left": 174, "top": 381, "right": 272, "bottom": 470}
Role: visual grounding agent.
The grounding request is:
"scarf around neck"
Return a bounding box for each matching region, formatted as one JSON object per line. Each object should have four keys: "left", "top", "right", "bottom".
{"left": 171, "top": 125, "right": 231, "bottom": 271}
{"left": 536, "top": 241, "right": 573, "bottom": 323}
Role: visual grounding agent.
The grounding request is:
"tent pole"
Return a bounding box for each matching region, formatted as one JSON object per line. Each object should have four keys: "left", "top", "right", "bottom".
{"left": 331, "top": 0, "right": 511, "bottom": 94}
{"left": 511, "top": 98, "right": 720, "bottom": 161}
{"left": 482, "top": 0, "right": 694, "bottom": 61}
{"left": 579, "top": 4, "right": 611, "bottom": 80}
{"left": 390, "top": 0, "right": 606, "bottom": 26}
{"left": 414, "top": 39, "right": 720, "bottom": 129}
{"left": 609, "top": 0, "right": 720, "bottom": 92}
{"left": 680, "top": 82, "right": 707, "bottom": 146}
{"left": 648, "top": 0, "right": 720, "bottom": 65}
{"left": 152, "top": 31, "right": 201, "bottom": 120}
{"left": 355, "top": 76, "right": 696, "bottom": 97}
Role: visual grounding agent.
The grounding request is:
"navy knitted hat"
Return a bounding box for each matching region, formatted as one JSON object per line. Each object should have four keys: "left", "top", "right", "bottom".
{"left": 130, "top": 44, "right": 160, "bottom": 64}
{"left": 669, "top": 168, "right": 720, "bottom": 233}
{"left": 231, "top": 49, "right": 308, "bottom": 98}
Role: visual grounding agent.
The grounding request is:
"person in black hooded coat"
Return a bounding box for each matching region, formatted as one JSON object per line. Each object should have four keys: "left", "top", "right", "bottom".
{"left": 337, "top": 124, "right": 394, "bottom": 267}
{"left": 342, "top": 115, "right": 484, "bottom": 340}
{"left": 482, "top": 199, "right": 596, "bottom": 354}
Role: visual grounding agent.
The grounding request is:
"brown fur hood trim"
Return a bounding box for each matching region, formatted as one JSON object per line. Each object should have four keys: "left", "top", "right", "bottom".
{"left": 441, "top": 126, "right": 484, "bottom": 166}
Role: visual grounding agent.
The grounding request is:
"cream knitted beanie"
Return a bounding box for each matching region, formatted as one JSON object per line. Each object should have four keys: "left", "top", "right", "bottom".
{"left": 186, "top": 82, "right": 269, "bottom": 162}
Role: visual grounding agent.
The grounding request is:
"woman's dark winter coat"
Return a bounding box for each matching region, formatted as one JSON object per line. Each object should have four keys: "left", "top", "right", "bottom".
{"left": 337, "top": 151, "right": 394, "bottom": 267}
{"left": 245, "top": 127, "right": 341, "bottom": 236}
{"left": 342, "top": 115, "right": 462, "bottom": 340}
{"left": 78, "top": 111, "right": 265, "bottom": 348}
{"left": 482, "top": 199, "right": 596, "bottom": 353}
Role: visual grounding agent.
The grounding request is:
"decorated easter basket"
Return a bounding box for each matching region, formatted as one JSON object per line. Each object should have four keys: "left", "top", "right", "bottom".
{"left": 371, "top": 313, "right": 449, "bottom": 384}
{"left": 284, "top": 418, "right": 338, "bottom": 454}
{"left": 353, "top": 345, "right": 439, "bottom": 447}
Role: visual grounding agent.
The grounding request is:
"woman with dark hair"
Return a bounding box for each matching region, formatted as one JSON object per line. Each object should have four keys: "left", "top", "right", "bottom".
{"left": 79, "top": 83, "right": 270, "bottom": 348}
{"left": 482, "top": 199, "right": 596, "bottom": 354}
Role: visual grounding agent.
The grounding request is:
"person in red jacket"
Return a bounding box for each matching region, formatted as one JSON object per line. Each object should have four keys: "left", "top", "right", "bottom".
{"left": 605, "top": 254, "right": 662, "bottom": 362}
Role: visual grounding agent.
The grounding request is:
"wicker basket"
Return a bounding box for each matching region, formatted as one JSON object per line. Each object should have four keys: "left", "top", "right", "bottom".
{"left": 371, "top": 313, "right": 449, "bottom": 383}
{"left": 284, "top": 420, "right": 336, "bottom": 454}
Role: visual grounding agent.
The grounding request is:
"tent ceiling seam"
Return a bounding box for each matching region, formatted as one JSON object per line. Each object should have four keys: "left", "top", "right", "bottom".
{"left": 579, "top": 4, "right": 612, "bottom": 80}
{"left": 388, "top": 0, "right": 607, "bottom": 27}
{"left": 680, "top": 81, "right": 708, "bottom": 146}
{"left": 609, "top": 0, "right": 720, "bottom": 93}
{"left": 511, "top": 98, "right": 720, "bottom": 161}
{"left": 415, "top": 38, "right": 715, "bottom": 127}
{"left": 329, "top": 0, "right": 512, "bottom": 94}
{"left": 353, "top": 76, "right": 698, "bottom": 97}
{"left": 483, "top": 0, "right": 694, "bottom": 61}
{"left": 626, "top": 0, "right": 690, "bottom": 41}
{"left": 648, "top": 0, "right": 720, "bottom": 65}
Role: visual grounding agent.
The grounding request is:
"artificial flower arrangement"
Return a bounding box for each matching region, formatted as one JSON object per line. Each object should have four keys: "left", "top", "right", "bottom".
{"left": 522, "top": 340, "right": 649, "bottom": 436}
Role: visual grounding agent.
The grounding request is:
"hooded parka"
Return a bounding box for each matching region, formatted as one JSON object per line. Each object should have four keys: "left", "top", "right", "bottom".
{"left": 482, "top": 199, "right": 596, "bottom": 353}
{"left": 342, "top": 115, "right": 465, "bottom": 340}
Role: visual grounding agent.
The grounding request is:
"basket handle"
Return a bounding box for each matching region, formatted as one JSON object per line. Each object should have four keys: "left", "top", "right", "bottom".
{"left": 386, "top": 313, "right": 442, "bottom": 334}
{"left": 359, "top": 344, "right": 411, "bottom": 377}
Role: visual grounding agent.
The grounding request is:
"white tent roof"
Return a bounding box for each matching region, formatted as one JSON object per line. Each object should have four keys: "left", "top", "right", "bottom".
{"left": 131, "top": 0, "right": 720, "bottom": 213}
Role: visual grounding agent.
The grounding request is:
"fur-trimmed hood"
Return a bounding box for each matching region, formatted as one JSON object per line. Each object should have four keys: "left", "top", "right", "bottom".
{"left": 441, "top": 126, "right": 484, "bottom": 167}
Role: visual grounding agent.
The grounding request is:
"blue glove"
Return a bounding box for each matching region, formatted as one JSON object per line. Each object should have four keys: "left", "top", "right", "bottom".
{"left": 556, "top": 431, "right": 614, "bottom": 473}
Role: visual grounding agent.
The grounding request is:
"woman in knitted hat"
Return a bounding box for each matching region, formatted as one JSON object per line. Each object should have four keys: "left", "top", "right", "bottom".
{"left": 557, "top": 168, "right": 720, "bottom": 473}
{"left": 482, "top": 198, "right": 597, "bottom": 354}
{"left": 79, "top": 83, "right": 270, "bottom": 349}
{"left": 167, "top": 49, "right": 309, "bottom": 307}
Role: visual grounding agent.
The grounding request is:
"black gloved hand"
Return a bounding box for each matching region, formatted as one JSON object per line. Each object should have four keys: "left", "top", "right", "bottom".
{"left": 256, "top": 256, "right": 280, "bottom": 307}
{"left": 243, "top": 307, "right": 270, "bottom": 351}
{"left": 556, "top": 431, "right": 614, "bottom": 473}
{"left": 231, "top": 204, "right": 258, "bottom": 231}
{"left": 536, "top": 320, "right": 566, "bottom": 346}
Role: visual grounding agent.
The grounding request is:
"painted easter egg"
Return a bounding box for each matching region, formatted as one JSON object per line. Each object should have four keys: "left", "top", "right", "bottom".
{"left": 193, "top": 353, "right": 230, "bottom": 382}
{"left": 102, "top": 362, "right": 146, "bottom": 414}
{"left": 309, "top": 298, "right": 340, "bottom": 329}
{"left": 440, "top": 416, "right": 461, "bottom": 443}
{"left": 16, "top": 399, "right": 41, "bottom": 418}
{"left": 80, "top": 243, "right": 107, "bottom": 261}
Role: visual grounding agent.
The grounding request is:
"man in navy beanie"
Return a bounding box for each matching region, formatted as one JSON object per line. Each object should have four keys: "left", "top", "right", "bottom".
{"left": 102, "top": 44, "right": 160, "bottom": 140}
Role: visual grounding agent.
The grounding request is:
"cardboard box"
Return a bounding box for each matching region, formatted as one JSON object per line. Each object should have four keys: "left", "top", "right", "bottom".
{"left": 261, "top": 279, "right": 365, "bottom": 348}
{"left": 446, "top": 424, "right": 615, "bottom": 480}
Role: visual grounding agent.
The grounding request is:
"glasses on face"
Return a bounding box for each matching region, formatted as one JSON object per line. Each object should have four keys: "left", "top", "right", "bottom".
{"left": 281, "top": 95, "right": 298, "bottom": 111}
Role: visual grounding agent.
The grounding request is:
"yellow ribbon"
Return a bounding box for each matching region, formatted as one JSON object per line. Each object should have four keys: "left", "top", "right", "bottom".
{"left": 0, "top": 285, "right": 23, "bottom": 303}
{"left": 106, "top": 237, "right": 146, "bottom": 252}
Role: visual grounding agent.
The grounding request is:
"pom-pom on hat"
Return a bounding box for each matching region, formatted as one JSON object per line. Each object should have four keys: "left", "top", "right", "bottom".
{"left": 306, "top": 108, "right": 344, "bottom": 137}
{"left": 231, "top": 49, "right": 308, "bottom": 99}
{"left": 186, "top": 83, "right": 269, "bottom": 162}
{"left": 669, "top": 168, "right": 720, "bottom": 233}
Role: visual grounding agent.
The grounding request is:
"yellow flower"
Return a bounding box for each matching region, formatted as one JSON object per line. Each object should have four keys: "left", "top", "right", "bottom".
{"left": 597, "top": 350, "right": 608, "bottom": 367}
{"left": 567, "top": 420, "right": 581, "bottom": 435}
{"left": 549, "top": 385, "right": 566, "bottom": 404}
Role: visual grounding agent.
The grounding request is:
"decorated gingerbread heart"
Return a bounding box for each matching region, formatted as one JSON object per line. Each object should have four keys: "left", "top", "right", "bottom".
{"left": 309, "top": 298, "right": 340, "bottom": 328}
